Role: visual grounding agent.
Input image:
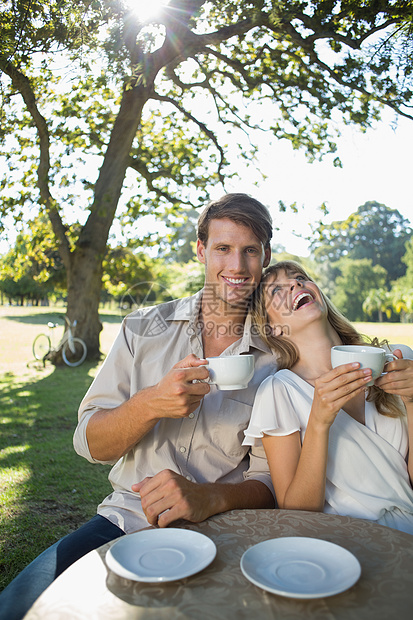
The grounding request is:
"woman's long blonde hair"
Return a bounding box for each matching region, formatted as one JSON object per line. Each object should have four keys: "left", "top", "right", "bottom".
{"left": 252, "top": 260, "right": 404, "bottom": 418}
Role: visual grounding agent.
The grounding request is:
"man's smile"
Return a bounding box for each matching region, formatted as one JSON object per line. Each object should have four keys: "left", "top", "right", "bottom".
{"left": 222, "top": 276, "right": 249, "bottom": 286}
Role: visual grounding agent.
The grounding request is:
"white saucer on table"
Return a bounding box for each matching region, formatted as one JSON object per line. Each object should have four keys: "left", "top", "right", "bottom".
{"left": 106, "top": 528, "right": 216, "bottom": 583}
{"left": 240, "top": 536, "right": 361, "bottom": 599}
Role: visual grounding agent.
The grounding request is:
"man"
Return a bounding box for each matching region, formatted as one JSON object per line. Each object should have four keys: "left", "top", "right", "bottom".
{"left": 0, "top": 193, "right": 278, "bottom": 619}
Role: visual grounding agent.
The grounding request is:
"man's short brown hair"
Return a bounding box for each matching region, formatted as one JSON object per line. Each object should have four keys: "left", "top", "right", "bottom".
{"left": 197, "top": 193, "right": 273, "bottom": 249}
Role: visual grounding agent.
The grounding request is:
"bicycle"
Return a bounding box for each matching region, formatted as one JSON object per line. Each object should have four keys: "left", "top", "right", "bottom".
{"left": 32, "top": 317, "right": 88, "bottom": 367}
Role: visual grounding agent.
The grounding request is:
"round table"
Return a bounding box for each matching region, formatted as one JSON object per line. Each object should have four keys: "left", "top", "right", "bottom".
{"left": 24, "top": 508, "right": 413, "bottom": 620}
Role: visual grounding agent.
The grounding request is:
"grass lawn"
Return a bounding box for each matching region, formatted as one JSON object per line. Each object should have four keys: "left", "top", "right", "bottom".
{"left": 0, "top": 304, "right": 412, "bottom": 593}
{"left": 0, "top": 304, "right": 122, "bottom": 592}
{"left": 354, "top": 322, "right": 413, "bottom": 349}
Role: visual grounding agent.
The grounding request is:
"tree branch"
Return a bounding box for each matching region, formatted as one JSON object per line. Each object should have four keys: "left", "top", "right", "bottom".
{"left": 151, "top": 15, "right": 257, "bottom": 73}
{"left": 0, "top": 57, "right": 71, "bottom": 266}
{"left": 128, "top": 156, "right": 194, "bottom": 206}
{"left": 150, "top": 90, "right": 226, "bottom": 182}
{"left": 286, "top": 12, "right": 400, "bottom": 49}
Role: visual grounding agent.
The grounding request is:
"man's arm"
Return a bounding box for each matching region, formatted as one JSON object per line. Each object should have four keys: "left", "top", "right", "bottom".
{"left": 85, "top": 355, "right": 210, "bottom": 462}
{"left": 132, "top": 470, "right": 275, "bottom": 527}
{"left": 375, "top": 349, "right": 413, "bottom": 484}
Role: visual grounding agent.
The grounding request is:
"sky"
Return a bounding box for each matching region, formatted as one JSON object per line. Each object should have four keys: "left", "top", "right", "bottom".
{"left": 102, "top": 105, "right": 413, "bottom": 261}
{"left": 219, "top": 108, "right": 413, "bottom": 257}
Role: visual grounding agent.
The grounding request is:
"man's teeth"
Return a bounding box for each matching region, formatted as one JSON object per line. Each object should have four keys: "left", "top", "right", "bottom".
{"left": 226, "top": 278, "right": 246, "bottom": 284}
{"left": 292, "top": 293, "right": 312, "bottom": 310}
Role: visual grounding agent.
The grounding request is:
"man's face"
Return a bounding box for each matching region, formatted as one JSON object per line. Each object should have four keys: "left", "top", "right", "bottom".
{"left": 197, "top": 218, "right": 271, "bottom": 313}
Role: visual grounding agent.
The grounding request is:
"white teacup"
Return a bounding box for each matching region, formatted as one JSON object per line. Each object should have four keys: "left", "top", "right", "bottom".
{"left": 331, "top": 345, "right": 396, "bottom": 386}
{"left": 206, "top": 355, "right": 255, "bottom": 390}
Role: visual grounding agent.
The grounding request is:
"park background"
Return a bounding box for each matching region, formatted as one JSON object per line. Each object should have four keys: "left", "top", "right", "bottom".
{"left": 1, "top": 0, "right": 413, "bottom": 595}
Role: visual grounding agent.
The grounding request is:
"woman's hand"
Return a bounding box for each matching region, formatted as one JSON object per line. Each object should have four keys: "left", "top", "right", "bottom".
{"left": 310, "top": 363, "right": 372, "bottom": 427}
{"left": 375, "top": 350, "right": 413, "bottom": 404}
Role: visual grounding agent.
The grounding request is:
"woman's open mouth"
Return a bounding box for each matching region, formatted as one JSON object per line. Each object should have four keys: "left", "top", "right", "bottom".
{"left": 292, "top": 292, "right": 314, "bottom": 311}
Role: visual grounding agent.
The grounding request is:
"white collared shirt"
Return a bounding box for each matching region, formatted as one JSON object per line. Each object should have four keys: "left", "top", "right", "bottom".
{"left": 73, "top": 290, "right": 278, "bottom": 533}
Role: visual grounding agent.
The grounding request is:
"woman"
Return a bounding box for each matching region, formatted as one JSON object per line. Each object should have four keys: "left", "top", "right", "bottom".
{"left": 244, "top": 260, "right": 413, "bottom": 534}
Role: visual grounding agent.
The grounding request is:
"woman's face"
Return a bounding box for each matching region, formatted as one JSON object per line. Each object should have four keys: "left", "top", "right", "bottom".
{"left": 263, "top": 269, "right": 325, "bottom": 337}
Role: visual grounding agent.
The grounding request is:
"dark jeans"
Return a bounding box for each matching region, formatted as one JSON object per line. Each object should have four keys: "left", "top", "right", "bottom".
{"left": 0, "top": 514, "right": 125, "bottom": 620}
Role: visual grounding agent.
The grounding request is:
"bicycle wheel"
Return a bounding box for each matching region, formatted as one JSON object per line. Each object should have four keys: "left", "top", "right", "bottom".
{"left": 62, "top": 338, "right": 87, "bottom": 367}
{"left": 33, "top": 334, "right": 51, "bottom": 360}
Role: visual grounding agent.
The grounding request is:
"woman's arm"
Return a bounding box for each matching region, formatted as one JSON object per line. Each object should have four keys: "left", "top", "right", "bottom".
{"left": 263, "top": 424, "right": 329, "bottom": 511}
{"left": 262, "top": 363, "right": 372, "bottom": 511}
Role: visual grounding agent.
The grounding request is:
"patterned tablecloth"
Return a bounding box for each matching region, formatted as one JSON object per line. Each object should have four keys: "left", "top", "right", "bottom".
{"left": 24, "top": 508, "right": 413, "bottom": 620}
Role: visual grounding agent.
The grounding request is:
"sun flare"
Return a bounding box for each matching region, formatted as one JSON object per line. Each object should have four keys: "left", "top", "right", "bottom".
{"left": 128, "top": 0, "right": 170, "bottom": 23}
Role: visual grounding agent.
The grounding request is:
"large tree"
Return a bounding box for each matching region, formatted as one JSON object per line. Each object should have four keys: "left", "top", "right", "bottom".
{"left": 390, "top": 237, "right": 413, "bottom": 321}
{"left": 399, "top": 237, "right": 413, "bottom": 288}
{"left": 310, "top": 202, "right": 412, "bottom": 284}
{"left": 332, "top": 257, "right": 387, "bottom": 321}
{"left": 1, "top": 1, "right": 412, "bottom": 359}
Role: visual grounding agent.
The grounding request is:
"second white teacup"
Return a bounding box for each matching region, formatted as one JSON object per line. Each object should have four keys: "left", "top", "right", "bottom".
{"left": 331, "top": 345, "right": 396, "bottom": 386}
{"left": 206, "top": 355, "right": 255, "bottom": 390}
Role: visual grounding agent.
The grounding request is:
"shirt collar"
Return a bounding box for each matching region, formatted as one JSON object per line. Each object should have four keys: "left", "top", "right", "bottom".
{"left": 231, "top": 313, "right": 271, "bottom": 354}
{"left": 166, "top": 290, "right": 271, "bottom": 355}
{"left": 165, "top": 290, "right": 203, "bottom": 323}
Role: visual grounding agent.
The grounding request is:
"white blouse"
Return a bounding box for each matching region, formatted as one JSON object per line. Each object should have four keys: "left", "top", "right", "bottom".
{"left": 242, "top": 345, "right": 413, "bottom": 533}
{"left": 243, "top": 368, "right": 408, "bottom": 460}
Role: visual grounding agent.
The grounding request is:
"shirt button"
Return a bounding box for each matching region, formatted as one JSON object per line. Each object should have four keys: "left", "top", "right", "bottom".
{"left": 179, "top": 446, "right": 186, "bottom": 453}
{"left": 188, "top": 413, "right": 195, "bottom": 419}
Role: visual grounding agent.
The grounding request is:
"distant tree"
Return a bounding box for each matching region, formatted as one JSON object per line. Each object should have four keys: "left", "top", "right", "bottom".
{"left": 0, "top": 216, "right": 65, "bottom": 304}
{"left": 269, "top": 251, "right": 320, "bottom": 280}
{"left": 332, "top": 258, "right": 387, "bottom": 321}
{"left": 310, "top": 202, "right": 412, "bottom": 284}
{"left": 311, "top": 260, "right": 342, "bottom": 301}
{"left": 270, "top": 243, "right": 288, "bottom": 256}
{"left": 362, "top": 288, "right": 392, "bottom": 322}
{"left": 158, "top": 208, "right": 199, "bottom": 263}
{"left": 159, "top": 259, "right": 205, "bottom": 298}
{"left": 389, "top": 237, "right": 413, "bottom": 321}
{"left": 102, "top": 246, "right": 159, "bottom": 307}
{"left": 400, "top": 237, "right": 413, "bottom": 288}
{"left": 0, "top": 269, "right": 42, "bottom": 305}
{"left": 390, "top": 283, "right": 413, "bottom": 322}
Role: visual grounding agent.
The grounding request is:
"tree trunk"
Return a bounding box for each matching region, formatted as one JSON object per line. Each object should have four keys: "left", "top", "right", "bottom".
{"left": 50, "top": 86, "right": 151, "bottom": 362}
{"left": 66, "top": 248, "right": 104, "bottom": 360}
{"left": 48, "top": 248, "right": 104, "bottom": 365}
